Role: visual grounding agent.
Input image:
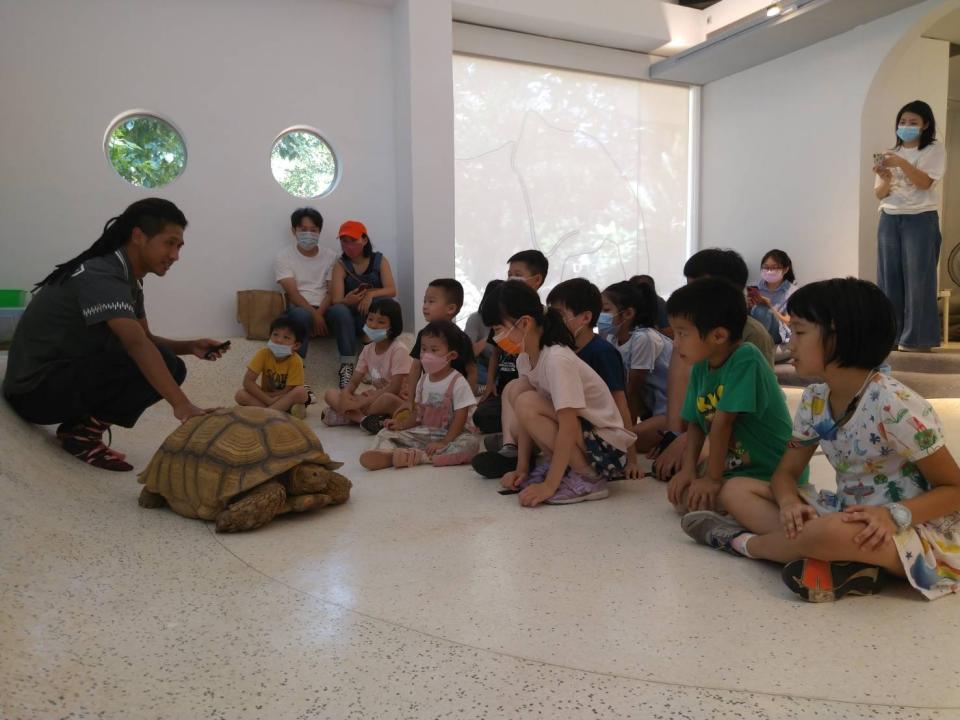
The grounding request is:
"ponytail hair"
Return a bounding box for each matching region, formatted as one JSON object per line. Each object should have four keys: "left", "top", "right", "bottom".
{"left": 498, "top": 280, "right": 574, "bottom": 350}
{"left": 604, "top": 280, "right": 658, "bottom": 329}
{"left": 35, "top": 198, "right": 187, "bottom": 289}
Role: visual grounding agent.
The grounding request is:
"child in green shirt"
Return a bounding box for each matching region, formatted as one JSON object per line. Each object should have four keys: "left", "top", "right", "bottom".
{"left": 665, "top": 277, "right": 807, "bottom": 513}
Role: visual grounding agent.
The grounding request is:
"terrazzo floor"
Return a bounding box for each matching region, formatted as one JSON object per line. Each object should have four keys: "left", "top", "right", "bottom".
{"left": 2, "top": 339, "right": 960, "bottom": 720}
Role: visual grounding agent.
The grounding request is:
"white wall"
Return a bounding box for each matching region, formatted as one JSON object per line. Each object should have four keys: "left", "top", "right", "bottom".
{"left": 0, "top": 0, "right": 398, "bottom": 338}
{"left": 700, "top": 0, "right": 952, "bottom": 287}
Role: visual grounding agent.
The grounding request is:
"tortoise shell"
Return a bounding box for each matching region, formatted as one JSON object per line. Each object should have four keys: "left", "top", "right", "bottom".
{"left": 138, "top": 406, "right": 343, "bottom": 520}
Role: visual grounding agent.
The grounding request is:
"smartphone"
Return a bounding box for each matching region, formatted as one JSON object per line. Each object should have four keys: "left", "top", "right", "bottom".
{"left": 204, "top": 340, "right": 231, "bottom": 359}
{"left": 873, "top": 152, "right": 885, "bottom": 166}
{"left": 356, "top": 283, "right": 373, "bottom": 292}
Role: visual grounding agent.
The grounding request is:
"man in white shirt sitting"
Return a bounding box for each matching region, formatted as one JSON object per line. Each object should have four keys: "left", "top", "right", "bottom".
{"left": 274, "top": 207, "right": 338, "bottom": 358}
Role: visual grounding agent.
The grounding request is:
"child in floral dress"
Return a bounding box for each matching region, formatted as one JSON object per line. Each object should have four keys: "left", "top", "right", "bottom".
{"left": 682, "top": 278, "right": 960, "bottom": 601}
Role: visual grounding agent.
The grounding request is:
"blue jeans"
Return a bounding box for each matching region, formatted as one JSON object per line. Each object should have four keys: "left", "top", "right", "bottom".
{"left": 284, "top": 304, "right": 363, "bottom": 362}
{"left": 750, "top": 304, "right": 782, "bottom": 345}
{"left": 877, "top": 210, "right": 942, "bottom": 348}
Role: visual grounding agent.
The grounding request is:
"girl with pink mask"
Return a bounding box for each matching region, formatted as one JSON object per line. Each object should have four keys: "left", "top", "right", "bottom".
{"left": 750, "top": 249, "right": 797, "bottom": 356}
{"left": 359, "top": 320, "right": 479, "bottom": 470}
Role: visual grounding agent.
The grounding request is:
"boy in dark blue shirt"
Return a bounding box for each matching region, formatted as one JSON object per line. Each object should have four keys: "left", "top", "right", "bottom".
{"left": 548, "top": 278, "right": 640, "bottom": 478}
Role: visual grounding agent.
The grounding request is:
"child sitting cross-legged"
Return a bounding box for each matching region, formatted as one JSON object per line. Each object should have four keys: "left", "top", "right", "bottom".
{"left": 322, "top": 298, "right": 410, "bottom": 432}
{"left": 235, "top": 316, "right": 309, "bottom": 417}
{"left": 360, "top": 320, "right": 479, "bottom": 470}
{"left": 546, "top": 278, "right": 641, "bottom": 479}
{"left": 493, "top": 281, "right": 637, "bottom": 506}
{"left": 600, "top": 280, "right": 673, "bottom": 451}
{"left": 682, "top": 278, "right": 960, "bottom": 602}
{"left": 665, "top": 277, "right": 806, "bottom": 514}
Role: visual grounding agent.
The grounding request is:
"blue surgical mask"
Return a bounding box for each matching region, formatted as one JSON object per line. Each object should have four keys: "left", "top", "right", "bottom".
{"left": 364, "top": 325, "right": 389, "bottom": 343}
{"left": 597, "top": 311, "right": 617, "bottom": 336}
{"left": 896, "top": 126, "right": 921, "bottom": 143}
{"left": 267, "top": 340, "right": 293, "bottom": 358}
{"left": 296, "top": 231, "right": 320, "bottom": 250}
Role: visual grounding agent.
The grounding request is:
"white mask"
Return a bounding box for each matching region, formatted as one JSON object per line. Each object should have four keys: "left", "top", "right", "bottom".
{"left": 267, "top": 340, "right": 293, "bottom": 358}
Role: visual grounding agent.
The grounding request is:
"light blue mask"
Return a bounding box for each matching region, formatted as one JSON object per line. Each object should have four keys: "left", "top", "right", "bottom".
{"left": 296, "top": 231, "right": 320, "bottom": 251}
{"left": 597, "top": 312, "right": 617, "bottom": 336}
{"left": 896, "top": 126, "right": 921, "bottom": 143}
{"left": 267, "top": 340, "right": 293, "bottom": 358}
{"left": 364, "top": 325, "right": 389, "bottom": 343}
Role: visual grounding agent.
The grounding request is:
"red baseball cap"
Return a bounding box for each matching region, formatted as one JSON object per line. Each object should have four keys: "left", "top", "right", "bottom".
{"left": 338, "top": 220, "right": 368, "bottom": 241}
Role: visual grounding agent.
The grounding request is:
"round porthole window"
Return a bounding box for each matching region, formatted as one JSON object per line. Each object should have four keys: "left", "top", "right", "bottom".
{"left": 270, "top": 128, "right": 338, "bottom": 198}
{"left": 105, "top": 113, "right": 187, "bottom": 188}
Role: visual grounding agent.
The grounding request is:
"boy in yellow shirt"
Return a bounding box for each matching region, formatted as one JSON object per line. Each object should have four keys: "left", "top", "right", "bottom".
{"left": 235, "top": 317, "right": 309, "bottom": 418}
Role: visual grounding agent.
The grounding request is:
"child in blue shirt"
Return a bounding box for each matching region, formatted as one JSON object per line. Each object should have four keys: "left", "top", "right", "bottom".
{"left": 547, "top": 279, "right": 640, "bottom": 479}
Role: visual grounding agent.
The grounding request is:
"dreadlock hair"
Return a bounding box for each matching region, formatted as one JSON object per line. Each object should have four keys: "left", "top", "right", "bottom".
{"left": 35, "top": 198, "right": 188, "bottom": 289}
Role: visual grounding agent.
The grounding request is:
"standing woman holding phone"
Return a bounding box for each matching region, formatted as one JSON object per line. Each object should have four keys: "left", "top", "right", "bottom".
{"left": 327, "top": 220, "right": 397, "bottom": 387}
{"left": 875, "top": 100, "right": 946, "bottom": 352}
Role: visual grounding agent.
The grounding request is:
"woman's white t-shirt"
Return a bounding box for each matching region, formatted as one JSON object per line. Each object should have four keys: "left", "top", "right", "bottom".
{"left": 516, "top": 345, "right": 636, "bottom": 452}
{"left": 876, "top": 143, "right": 946, "bottom": 215}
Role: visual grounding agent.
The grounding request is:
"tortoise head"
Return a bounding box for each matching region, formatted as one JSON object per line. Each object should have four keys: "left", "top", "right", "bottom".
{"left": 287, "top": 463, "right": 352, "bottom": 505}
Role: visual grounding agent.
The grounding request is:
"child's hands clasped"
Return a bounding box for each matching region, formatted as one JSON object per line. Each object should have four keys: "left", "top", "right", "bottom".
{"left": 842, "top": 505, "right": 898, "bottom": 550}
{"left": 779, "top": 499, "right": 817, "bottom": 539}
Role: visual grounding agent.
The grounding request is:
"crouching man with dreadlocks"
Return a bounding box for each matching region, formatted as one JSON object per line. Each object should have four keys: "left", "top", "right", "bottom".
{"left": 2, "top": 198, "right": 227, "bottom": 471}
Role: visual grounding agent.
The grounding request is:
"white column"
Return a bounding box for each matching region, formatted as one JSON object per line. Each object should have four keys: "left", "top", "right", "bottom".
{"left": 393, "top": 0, "right": 456, "bottom": 331}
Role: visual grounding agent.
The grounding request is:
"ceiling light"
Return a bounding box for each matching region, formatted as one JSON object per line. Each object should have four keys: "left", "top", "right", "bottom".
{"left": 766, "top": 3, "right": 782, "bottom": 17}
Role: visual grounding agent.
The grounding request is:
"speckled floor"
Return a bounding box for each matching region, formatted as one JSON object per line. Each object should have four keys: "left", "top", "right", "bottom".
{"left": 2, "top": 340, "right": 959, "bottom": 720}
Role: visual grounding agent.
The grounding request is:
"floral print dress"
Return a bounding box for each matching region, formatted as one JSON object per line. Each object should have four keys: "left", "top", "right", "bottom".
{"left": 792, "top": 373, "right": 960, "bottom": 599}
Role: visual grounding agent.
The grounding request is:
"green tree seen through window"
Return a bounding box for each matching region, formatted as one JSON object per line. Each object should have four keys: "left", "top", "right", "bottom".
{"left": 271, "top": 131, "right": 336, "bottom": 198}
{"left": 106, "top": 116, "right": 186, "bottom": 188}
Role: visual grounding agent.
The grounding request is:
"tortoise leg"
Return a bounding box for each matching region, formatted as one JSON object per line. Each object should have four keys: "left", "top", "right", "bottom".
{"left": 215, "top": 481, "right": 286, "bottom": 533}
{"left": 138, "top": 487, "right": 167, "bottom": 509}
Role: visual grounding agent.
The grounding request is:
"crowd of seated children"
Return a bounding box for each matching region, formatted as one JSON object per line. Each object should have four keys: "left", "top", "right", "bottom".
{"left": 307, "top": 244, "right": 960, "bottom": 603}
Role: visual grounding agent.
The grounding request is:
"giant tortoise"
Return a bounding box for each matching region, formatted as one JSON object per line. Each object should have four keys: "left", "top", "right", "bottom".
{"left": 138, "top": 406, "right": 351, "bottom": 532}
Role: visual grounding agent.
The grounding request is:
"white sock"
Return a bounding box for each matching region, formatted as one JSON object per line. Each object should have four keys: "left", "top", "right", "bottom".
{"left": 729, "top": 532, "right": 757, "bottom": 558}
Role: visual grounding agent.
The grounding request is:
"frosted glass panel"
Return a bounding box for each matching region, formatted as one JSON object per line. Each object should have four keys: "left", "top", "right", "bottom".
{"left": 453, "top": 55, "right": 691, "bottom": 311}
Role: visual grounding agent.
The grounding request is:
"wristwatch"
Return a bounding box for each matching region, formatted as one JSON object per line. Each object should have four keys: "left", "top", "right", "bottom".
{"left": 885, "top": 502, "right": 912, "bottom": 531}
